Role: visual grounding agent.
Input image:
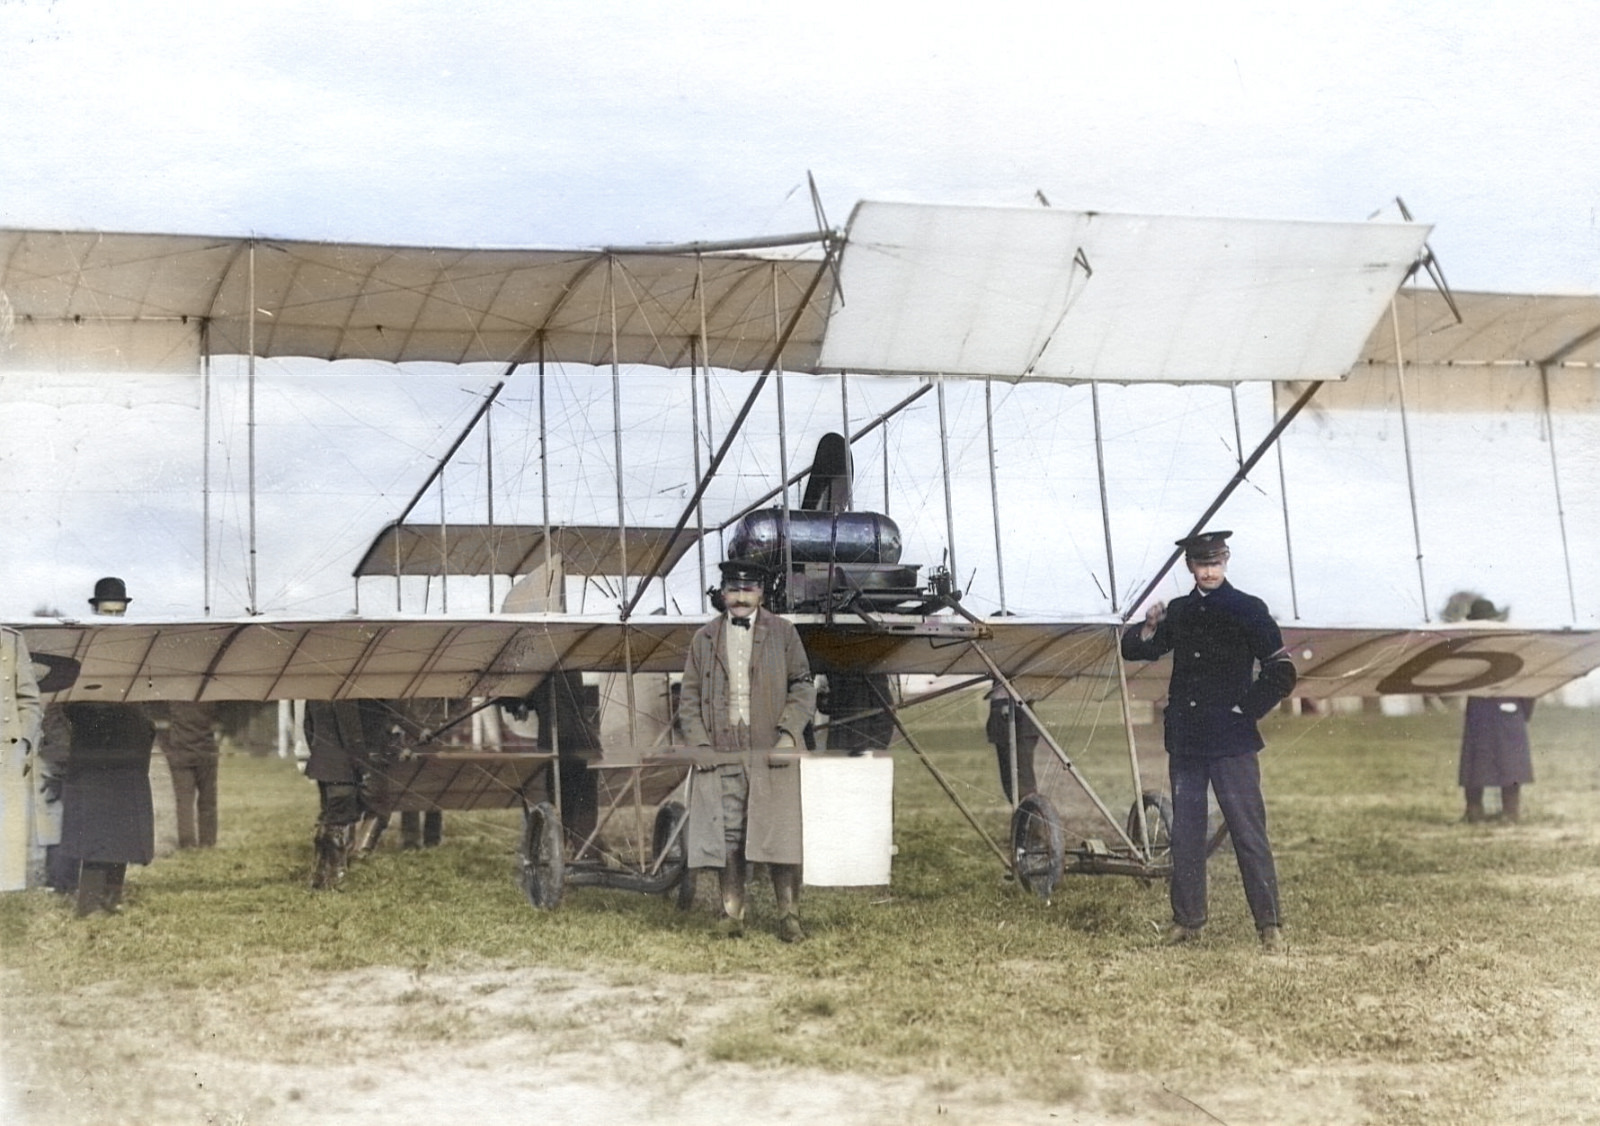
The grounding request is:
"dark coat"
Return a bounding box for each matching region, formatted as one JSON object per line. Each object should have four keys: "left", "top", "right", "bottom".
{"left": 679, "top": 609, "right": 815, "bottom": 867}
{"left": 303, "top": 700, "right": 393, "bottom": 784}
{"left": 161, "top": 702, "right": 219, "bottom": 767}
{"left": 1458, "top": 697, "right": 1534, "bottom": 788}
{"left": 59, "top": 702, "right": 156, "bottom": 865}
{"left": 1121, "top": 580, "right": 1297, "bottom": 758}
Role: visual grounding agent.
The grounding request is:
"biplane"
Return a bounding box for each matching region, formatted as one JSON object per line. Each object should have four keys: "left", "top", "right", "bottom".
{"left": 3, "top": 200, "right": 1597, "bottom": 903}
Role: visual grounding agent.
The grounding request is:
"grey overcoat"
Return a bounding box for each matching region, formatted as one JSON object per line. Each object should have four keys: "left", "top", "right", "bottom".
{"left": 678, "top": 609, "right": 815, "bottom": 867}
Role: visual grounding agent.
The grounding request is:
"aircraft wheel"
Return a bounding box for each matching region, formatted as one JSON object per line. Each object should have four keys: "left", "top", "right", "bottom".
{"left": 651, "top": 800, "right": 698, "bottom": 911}
{"left": 518, "top": 801, "right": 565, "bottom": 909}
{"left": 1127, "top": 791, "right": 1173, "bottom": 865}
{"left": 1010, "top": 792, "right": 1064, "bottom": 902}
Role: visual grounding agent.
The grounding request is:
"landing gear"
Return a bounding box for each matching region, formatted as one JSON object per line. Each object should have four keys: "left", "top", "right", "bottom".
{"left": 1010, "top": 792, "right": 1064, "bottom": 902}
{"left": 518, "top": 801, "right": 565, "bottom": 909}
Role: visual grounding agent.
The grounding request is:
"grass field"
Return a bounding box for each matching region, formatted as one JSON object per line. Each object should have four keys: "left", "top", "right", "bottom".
{"left": 2, "top": 703, "right": 1597, "bottom": 1125}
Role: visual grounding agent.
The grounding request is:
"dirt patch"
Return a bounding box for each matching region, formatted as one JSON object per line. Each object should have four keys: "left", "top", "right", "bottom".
{"left": 6, "top": 963, "right": 1599, "bottom": 1126}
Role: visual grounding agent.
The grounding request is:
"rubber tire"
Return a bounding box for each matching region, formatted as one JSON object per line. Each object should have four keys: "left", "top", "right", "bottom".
{"left": 651, "top": 801, "right": 698, "bottom": 911}
{"left": 1010, "top": 792, "right": 1064, "bottom": 901}
{"left": 519, "top": 801, "right": 565, "bottom": 909}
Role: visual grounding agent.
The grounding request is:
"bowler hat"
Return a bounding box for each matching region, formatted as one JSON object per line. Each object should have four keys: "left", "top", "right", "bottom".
{"left": 1466, "top": 597, "right": 1507, "bottom": 622}
{"left": 1176, "top": 530, "right": 1231, "bottom": 561}
{"left": 89, "top": 576, "right": 131, "bottom": 606}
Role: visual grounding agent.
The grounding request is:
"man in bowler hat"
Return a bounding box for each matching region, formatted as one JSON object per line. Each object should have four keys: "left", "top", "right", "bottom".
{"left": 58, "top": 577, "right": 157, "bottom": 914}
{"left": 679, "top": 560, "right": 816, "bottom": 941}
{"left": 1121, "top": 532, "right": 1297, "bottom": 951}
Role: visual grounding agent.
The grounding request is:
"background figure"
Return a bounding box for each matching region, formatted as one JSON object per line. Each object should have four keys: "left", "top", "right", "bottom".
{"left": 162, "top": 701, "right": 220, "bottom": 848}
{"left": 823, "top": 673, "right": 896, "bottom": 755}
{"left": 59, "top": 578, "right": 155, "bottom": 915}
{"left": 302, "top": 699, "right": 388, "bottom": 888}
{"left": 1, "top": 626, "right": 43, "bottom": 891}
{"left": 1458, "top": 598, "right": 1534, "bottom": 823}
{"left": 524, "top": 672, "right": 601, "bottom": 849}
{"left": 985, "top": 681, "right": 1040, "bottom": 804}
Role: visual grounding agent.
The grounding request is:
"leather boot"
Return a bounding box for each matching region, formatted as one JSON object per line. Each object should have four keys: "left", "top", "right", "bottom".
{"left": 75, "top": 862, "right": 109, "bottom": 917}
{"left": 1463, "top": 787, "right": 1487, "bottom": 823}
{"left": 312, "top": 823, "right": 351, "bottom": 890}
{"left": 717, "top": 846, "right": 746, "bottom": 937}
{"left": 103, "top": 864, "right": 127, "bottom": 913}
{"left": 1499, "top": 784, "right": 1521, "bottom": 823}
{"left": 771, "top": 863, "right": 805, "bottom": 943}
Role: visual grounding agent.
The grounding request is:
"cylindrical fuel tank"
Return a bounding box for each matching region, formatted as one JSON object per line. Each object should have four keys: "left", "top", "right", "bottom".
{"left": 727, "top": 509, "right": 902, "bottom": 567}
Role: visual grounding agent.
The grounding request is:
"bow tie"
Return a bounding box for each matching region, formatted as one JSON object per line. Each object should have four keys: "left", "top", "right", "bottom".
{"left": 729, "top": 616, "right": 752, "bottom": 629}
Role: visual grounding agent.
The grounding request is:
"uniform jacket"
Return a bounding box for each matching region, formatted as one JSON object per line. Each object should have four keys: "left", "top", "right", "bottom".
{"left": 1121, "top": 580, "right": 1297, "bottom": 758}
{"left": 1458, "top": 697, "right": 1534, "bottom": 788}
{"left": 1, "top": 628, "right": 43, "bottom": 889}
{"left": 679, "top": 609, "right": 815, "bottom": 866}
{"left": 59, "top": 702, "right": 156, "bottom": 865}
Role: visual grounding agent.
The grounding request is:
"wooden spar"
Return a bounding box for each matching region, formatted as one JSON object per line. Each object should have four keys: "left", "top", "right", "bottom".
{"left": 607, "top": 256, "right": 637, "bottom": 743}
{"left": 201, "top": 322, "right": 212, "bottom": 617}
{"left": 246, "top": 239, "right": 258, "bottom": 615}
{"left": 484, "top": 382, "right": 495, "bottom": 612}
{"left": 539, "top": 336, "right": 552, "bottom": 607}
{"left": 438, "top": 484, "right": 448, "bottom": 613}
{"left": 774, "top": 263, "right": 794, "bottom": 610}
{"left": 692, "top": 257, "right": 710, "bottom": 612}
{"left": 618, "top": 252, "right": 834, "bottom": 621}
{"left": 1090, "top": 382, "right": 1118, "bottom": 614}
{"left": 1123, "top": 379, "right": 1325, "bottom": 622}
{"left": 1390, "top": 297, "right": 1431, "bottom": 620}
{"left": 1539, "top": 365, "right": 1579, "bottom": 621}
{"left": 985, "top": 378, "right": 1008, "bottom": 614}
{"left": 937, "top": 379, "right": 959, "bottom": 589}
{"left": 1271, "top": 383, "right": 1303, "bottom": 620}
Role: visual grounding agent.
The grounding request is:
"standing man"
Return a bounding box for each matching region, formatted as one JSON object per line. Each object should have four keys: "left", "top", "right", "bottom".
{"left": 1, "top": 625, "right": 44, "bottom": 891}
{"left": 162, "top": 702, "right": 221, "bottom": 849}
{"left": 679, "top": 560, "right": 816, "bottom": 942}
{"left": 1121, "top": 532, "right": 1297, "bottom": 951}
{"left": 59, "top": 578, "right": 157, "bottom": 915}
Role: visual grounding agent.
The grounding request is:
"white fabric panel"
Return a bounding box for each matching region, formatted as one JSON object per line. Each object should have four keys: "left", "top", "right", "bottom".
{"left": 819, "top": 202, "right": 1431, "bottom": 382}
{"left": 801, "top": 754, "right": 894, "bottom": 886}
{"left": 0, "top": 321, "right": 201, "bottom": 374}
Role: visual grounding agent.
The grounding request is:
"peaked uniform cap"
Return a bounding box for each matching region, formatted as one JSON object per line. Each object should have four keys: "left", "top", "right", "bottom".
{"left": 718, "top": 559, "right": 769, "bottom": 585}
{"left": 1176, "top": 531, "right": 1232, "bottom": 561}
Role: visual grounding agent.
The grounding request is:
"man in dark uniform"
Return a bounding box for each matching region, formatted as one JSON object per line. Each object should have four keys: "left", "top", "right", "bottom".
{"left": 680, "top": 560, "right": 816, "bottom": 941}
{"left": 1121, "top": 532, "right": 1297, "bottom": 951}
{"left": 60, "top": 578, "right": 157, "bottom": 915}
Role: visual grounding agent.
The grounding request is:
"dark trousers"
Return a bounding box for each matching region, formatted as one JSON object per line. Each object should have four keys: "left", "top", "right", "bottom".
{"left": 1169, "top": 751, "right": 1279, "bottom": 931}
{"left": 169, "top": 756, "right": 219, "bottom": 848}
{"left": 992, "top": 734, "right": 1038, "bottom": 804}
{"left": 401, "top": 810, "right": 443, "bottom": 848}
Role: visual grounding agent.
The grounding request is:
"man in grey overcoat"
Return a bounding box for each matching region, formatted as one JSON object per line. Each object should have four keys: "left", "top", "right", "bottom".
{"left": 679, "top": 560, "right": 816, "bottom": 941}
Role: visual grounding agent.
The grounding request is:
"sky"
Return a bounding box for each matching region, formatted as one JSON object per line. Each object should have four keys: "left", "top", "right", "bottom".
{"left": 1, "top": 0, "right": 1597, "bottom": 637}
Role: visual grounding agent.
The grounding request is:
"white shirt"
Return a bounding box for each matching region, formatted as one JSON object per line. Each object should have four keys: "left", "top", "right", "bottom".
{"left": 724, "top": 614, "right": 753, "bottom": 725}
